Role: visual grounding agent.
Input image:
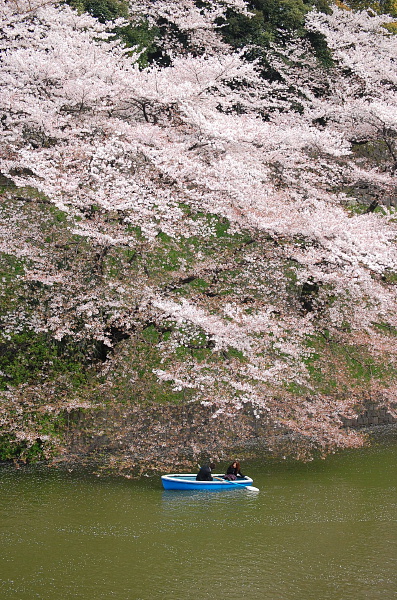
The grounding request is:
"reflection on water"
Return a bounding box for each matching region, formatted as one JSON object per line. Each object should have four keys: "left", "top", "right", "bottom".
{"left": 161, "top": 487, "right": 259, "bottom": 505}
{"left": 0, "top": 429, "right": 396, "bottom": 600}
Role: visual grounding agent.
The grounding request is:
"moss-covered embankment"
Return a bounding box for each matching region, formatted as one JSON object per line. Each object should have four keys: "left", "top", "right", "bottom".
{"left": 59, "top": 398, "right": 396, "bottom": 476}
{"left": 3, "top": 395, "right": 395, "bottom": 476}
{"left": 1, "top": 180, "right": 397, "bottom": 474}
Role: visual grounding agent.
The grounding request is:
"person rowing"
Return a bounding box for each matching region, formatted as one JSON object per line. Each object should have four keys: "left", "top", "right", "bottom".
{"left": 196, "top": 461, "right": 215, "bottom": 481}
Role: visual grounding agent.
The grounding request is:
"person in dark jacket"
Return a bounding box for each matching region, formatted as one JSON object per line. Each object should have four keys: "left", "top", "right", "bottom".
{"left": 196, "top": 462, "right": 215, "bottom": 481}
{"left": 224, "top": 460, "right": 244, "bottom": 480}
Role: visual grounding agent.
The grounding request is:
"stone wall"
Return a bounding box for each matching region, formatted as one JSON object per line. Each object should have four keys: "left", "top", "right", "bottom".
{"left": 340, "top": 403, "right": 397, "bottom": 428}
{"left": 60, "top": 399, "right": 397, "bottom": 475}
{"left": 63, "top": 401, "right": 278, "bottom": 475}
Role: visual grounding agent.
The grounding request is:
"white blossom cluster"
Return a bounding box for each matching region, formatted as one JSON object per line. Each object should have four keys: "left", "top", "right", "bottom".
{"left": 0, "top": 0, "right": 397, "bottom": 450}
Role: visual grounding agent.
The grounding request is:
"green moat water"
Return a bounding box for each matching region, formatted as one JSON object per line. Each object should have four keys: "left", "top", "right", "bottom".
{"left": 0, "top": 430, "right": 396, "bottom": 600}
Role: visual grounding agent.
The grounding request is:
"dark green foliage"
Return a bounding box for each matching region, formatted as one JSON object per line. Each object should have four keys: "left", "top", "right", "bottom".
{"left": 0, "top": 435, "right": 44, "bottom": 461}
{"left": 67, "top": 0, "right": 129, "bottom": 22}
{"left": 219, "top": 0, "right": 334, "bottom": 82}
{"left": 382, "top": 270, "right": 397, "bottom": 284}
{"left": 66, "top": 0, "right": 336, "bottom": 72}
{"left": 115, "top": 20, "right": 161, "bottom": 67}
{"left": 300, "top": 332, "right": 397, "bottom": 395}
{"left": 220, "top": 9, "right": 274, "bottom": 47}
{"left": 252, "top": 0, "right": 311, "bottom": 33}
{"left": 66, "top": 0, "right": 160, "bottom": 66}
{"left": 305, "top": 29, "right": 334, "bottom": 66}
{"left": 0, "top": 331, "right": 96, "bottom": 390}
{"left": 299, "top": 278, "right": 320, "bottom": 313}
{"left": 0, "top": 418, "right": 64, "bottom": 461}
{"left": 0, "top": 172, "right": 16, "bottom": 191}
{"left": 222, "top": 0, "right": 331, "bottom": 49}
{"left": 141, "top": 325, "right": 160, "bottom": 345}
{"left": 0, "top": 253, "right": 25, "bottom": 284}
{"left": 352, "top": 139, "right": 396, "bottom": 168}
{"left": 108, "top": 335, "right": 197, "bottom": 405}
{"left": 373, "top": 322, "right": 397, "bottom": 336}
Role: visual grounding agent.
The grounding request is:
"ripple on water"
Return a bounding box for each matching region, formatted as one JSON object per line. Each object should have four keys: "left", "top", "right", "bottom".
{"left": 0, "top": 439, "right": 396, "bottom": 600}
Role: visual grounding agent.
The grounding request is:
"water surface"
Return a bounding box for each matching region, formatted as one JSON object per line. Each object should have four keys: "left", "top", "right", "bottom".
{"left": 0, "top": 431, "right": 396, "bottom": 600}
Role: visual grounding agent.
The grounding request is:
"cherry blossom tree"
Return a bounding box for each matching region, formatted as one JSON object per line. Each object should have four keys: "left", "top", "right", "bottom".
{"left": 128, "top": 0, "right": 253, "bottom": 54}
{"left": 0, "top": 0, "right": 396, "bottom": 460}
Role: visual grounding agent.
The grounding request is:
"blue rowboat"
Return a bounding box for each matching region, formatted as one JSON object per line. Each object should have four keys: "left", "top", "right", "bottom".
{"left": 161, "top": 473, "right": 254, "bottom": 491}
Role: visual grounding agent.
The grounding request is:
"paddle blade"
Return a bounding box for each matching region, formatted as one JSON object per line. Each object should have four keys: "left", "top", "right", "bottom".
{"left": 246, "top": 485, "right": 260, "bottom": 492}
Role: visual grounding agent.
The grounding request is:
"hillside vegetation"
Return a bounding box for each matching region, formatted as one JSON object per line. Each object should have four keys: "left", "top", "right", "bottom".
{"left": 0, "top": 0, "right": 396, "bottom": 469}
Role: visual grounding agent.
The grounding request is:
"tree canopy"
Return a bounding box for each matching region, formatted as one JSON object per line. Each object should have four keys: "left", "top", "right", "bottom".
{"left": 0, "top": 0, "right": 396, "bottom": 463}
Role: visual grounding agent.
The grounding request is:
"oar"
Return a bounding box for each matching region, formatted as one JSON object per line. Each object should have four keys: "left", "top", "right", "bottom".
{"left": 215, "top": 477, "right": 259, "bottom": 492}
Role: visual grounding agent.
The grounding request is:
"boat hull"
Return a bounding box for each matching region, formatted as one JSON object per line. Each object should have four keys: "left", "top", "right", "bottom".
{"left": 161, "top": 474, "right": 254, "bottom": 491}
